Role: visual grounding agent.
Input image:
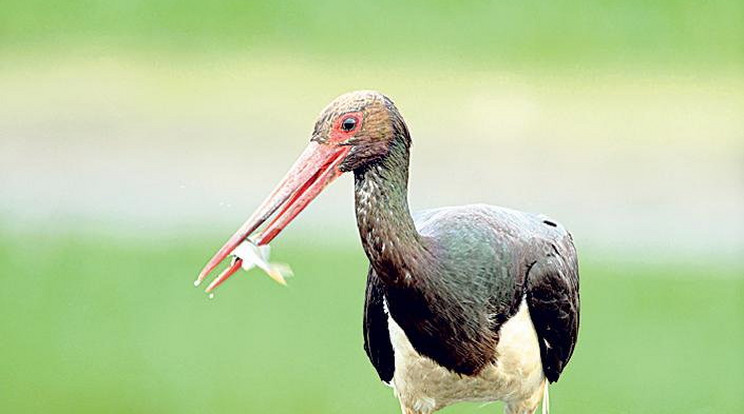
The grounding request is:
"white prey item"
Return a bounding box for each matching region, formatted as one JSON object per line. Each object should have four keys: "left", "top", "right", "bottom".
{"left": 232, "top": 239, "right": 293, "bottom": 285}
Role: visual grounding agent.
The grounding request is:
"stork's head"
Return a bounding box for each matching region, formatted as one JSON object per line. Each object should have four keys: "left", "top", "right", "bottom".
{"left": 313, "top": 90, "right": 409, "bottom": 172}
{"left": 196, "top": 91, "right": 408, "bottom": 290}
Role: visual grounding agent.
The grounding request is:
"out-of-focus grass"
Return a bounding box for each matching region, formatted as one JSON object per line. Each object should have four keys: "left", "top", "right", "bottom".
{"left": 1, "top": 1, "right": 742, "bottom": 68}
{"left": 0, "top": 230, "right": 742, "bottom": 413}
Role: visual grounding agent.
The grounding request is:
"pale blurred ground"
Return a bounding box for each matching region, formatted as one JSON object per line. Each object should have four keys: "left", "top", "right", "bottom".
{"left": 2, "top": 53, "right": 742, "bottom": 263}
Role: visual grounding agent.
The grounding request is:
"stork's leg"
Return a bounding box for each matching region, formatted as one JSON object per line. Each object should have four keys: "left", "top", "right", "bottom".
{"left": 541, "top": 380, "right": 550, "bottom": 414}
{"left": 504, "top": 402, "right": 540, "bottom": 414}
{"left": 399, "top": 401, "right": 433, "bottom": 414}
{"left": 504, "top": 379, "right": 548, "bottom": 414}
{"left": 399, "top": 406, "right": 428, "bottom": 414}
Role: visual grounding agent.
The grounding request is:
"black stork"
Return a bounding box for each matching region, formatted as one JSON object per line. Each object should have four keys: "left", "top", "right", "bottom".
{"left": 196, "top": 91, "right": 580, "bottom": 414}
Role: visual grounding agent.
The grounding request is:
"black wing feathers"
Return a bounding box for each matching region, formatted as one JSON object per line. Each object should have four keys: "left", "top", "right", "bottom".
{"left": 526, "top": 239, "right": 580, "bottom": 383}
{"left": 362, "top": 267, "right": 395, "bottom": 383}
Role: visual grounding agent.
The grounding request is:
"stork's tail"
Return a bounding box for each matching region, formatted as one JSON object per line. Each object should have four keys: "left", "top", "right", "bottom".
{"left": 541, "top": 379, "right": 550, "bottom": 414}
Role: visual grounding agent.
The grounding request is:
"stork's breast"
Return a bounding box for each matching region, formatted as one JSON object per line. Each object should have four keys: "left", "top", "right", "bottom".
{"left": 387, "top": 298, "right": 545, "bottom": 412}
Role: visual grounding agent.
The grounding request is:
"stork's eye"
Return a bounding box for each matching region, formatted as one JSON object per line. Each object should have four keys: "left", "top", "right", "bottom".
{"left": 341, "top": 117, "right": 357, "bottom": 132}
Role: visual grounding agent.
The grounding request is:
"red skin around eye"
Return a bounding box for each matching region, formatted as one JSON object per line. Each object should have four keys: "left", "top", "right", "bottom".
{"left": 329, "top": 112, "right": 363, "bottom": 142}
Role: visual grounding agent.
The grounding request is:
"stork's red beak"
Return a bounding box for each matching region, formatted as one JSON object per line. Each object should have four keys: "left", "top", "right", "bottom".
{"left": 195, "top": 141, "right": 351, "bottom": 291}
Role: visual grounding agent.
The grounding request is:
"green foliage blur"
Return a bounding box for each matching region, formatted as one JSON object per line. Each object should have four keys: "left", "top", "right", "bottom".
{"left": 1, "top": 0, "right": 742, "bottom": 67}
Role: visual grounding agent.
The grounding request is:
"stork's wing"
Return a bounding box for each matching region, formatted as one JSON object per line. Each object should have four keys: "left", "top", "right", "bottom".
{"left": 363, "top": 266, "right": 395, "bottom": 383}
{"left": 525, "top": 237, "right": 580, "bottom": 383}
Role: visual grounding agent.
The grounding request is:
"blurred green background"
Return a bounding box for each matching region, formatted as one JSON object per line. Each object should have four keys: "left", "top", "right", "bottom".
{"left": 1, "top": 1, "right": 743, "bottom": 413}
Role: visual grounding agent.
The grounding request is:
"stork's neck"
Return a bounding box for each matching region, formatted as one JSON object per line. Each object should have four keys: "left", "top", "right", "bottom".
{"left": 353, "top": 138, "right": 427, "bottom": 284}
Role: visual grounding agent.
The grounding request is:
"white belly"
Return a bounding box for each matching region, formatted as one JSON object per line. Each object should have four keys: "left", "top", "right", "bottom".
{"left": 387, "top": 299, "right": 545, "bottom": 413}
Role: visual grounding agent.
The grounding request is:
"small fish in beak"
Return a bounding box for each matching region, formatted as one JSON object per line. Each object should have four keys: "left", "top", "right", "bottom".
{"left": 194, "top": 141, "right": 350, "bottom": 295}
{"left": 195, "top": 238, "right": 293, "bottom": 294}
